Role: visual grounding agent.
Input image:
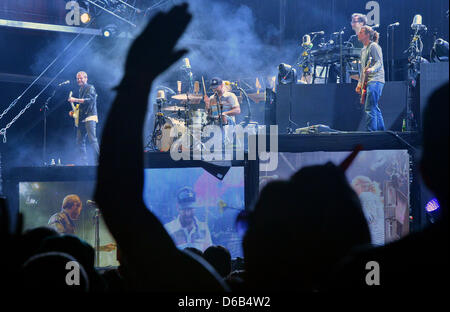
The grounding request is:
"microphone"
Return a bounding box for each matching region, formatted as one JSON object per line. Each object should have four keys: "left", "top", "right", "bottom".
{"left": 58, "top": 80, "right": 70, "bottom": 86}
{"left": 86, "top": 200, "right": 97, "bottom": 207}
{"left": 388, "top": 22, "right": 400, "bottom": 27}
{"left": 309, "top": 31, "right": 324, "bottom": 35}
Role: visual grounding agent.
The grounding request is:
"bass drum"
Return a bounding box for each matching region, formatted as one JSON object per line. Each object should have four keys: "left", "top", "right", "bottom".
{"left": 155, "top": 117, "right": 187, "bottom": 152}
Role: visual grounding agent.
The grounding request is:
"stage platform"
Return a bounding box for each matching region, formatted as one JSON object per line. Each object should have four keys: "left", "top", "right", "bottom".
{"left": 275, "top": 131, "right": 420, "bottom": 153}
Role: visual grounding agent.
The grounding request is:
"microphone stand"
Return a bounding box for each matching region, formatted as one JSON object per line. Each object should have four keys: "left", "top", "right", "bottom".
{"left": 41, "top": 88, "right": 56, "bottom": 165}
{"left": 235, "top": 85, "right": 252, "bottom": 126}
{"left": 339, "top": 27, "right": 345, "bottom": 83}
{"left": 386, "top": 26, "right": 390, "bottom": 81}
{"left": 214, "top": 92, "right": 224, "bottom": 129}
{"left": 391, "top": 26, "right": 395, "bottom": 81}
{"left": 93, "top": 207, "right": 100, "bottom": 267}
{"left": 147, "top": 99, "right": 166, "bottom": 151}
{"left": 387, "top": 24, "right": 396, "bottom": 81}
{"left": 214, "top": 92, "right": 226, "bottom": 152}
{"left": 287, "top": 83, "right": 300, "bottom": 134}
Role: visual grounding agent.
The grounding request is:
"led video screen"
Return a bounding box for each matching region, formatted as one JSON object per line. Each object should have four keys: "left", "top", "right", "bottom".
{"left": 143, "top": 167, "right": 245, "bottom": 258}
{"left": 19, "top": 181, "right": 118, "bottom": 267}
{"left": 260, "top": 150, "right": 410, "bottom": 245}
{"left": 18, "top": 166, "right": 245, "bottom": 268}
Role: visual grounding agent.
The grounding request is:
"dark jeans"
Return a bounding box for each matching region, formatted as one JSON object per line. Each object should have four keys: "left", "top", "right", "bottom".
{"left": 77, "top": 120, "right": 99, "bottom": 165}
{"left": 364, "top": 81, "right": 385, "bottom": 132}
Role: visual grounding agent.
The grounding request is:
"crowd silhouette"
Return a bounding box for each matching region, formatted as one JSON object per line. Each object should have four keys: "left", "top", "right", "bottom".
{"left": 0, "top": 3, "right": 448, "bottom": 293}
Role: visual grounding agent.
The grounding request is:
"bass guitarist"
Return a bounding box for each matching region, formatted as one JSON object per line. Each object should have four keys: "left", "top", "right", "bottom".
{"left": 68, "top": 71, "right": 100, "bottom": 165}
{"left": 355, "top": 26, "right": 386, "bottom": 132}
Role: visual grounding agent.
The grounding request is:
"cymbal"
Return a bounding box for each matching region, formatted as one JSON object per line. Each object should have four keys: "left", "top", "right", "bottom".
{"left": 171, "top": 93, "right": 203, "bottom": 101}
{"left": 248, "top": 92, "right": 266, "bottom": 103}
{"left": 162, "top": 105, "right": 186, "bottom": 111}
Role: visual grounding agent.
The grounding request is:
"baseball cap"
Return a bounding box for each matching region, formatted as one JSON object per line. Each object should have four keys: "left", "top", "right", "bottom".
{"left": 177, "top": 187, "right": 196, "bottom": 207}
{"left": 210, "top": 77, "right": 223, "bottom": 88}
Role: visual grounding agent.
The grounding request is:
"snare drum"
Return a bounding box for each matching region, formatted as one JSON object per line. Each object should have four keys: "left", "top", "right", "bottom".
{"left": 155, "top": 117, "right": 187, "bottom": 152}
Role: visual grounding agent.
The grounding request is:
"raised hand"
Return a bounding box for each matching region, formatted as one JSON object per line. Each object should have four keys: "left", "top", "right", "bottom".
{"left": 121, "top": 3, "right": 192, "bottom": 85}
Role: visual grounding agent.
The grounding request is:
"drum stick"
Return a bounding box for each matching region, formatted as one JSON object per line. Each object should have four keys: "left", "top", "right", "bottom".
{"left": 201, "top": 76, "right": 207, "bottom": 95}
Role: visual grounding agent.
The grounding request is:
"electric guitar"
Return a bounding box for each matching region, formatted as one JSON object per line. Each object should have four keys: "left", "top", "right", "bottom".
{"left": 68, "top": 91, "right": 80, "bottom": 127}
{"left": 360, "top": 56, "right": 373, "bottom": 105}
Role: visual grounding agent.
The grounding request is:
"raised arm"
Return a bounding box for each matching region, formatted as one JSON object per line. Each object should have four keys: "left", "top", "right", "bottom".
{"left": 94, "top": 3, "right": 226, "bottom": 291}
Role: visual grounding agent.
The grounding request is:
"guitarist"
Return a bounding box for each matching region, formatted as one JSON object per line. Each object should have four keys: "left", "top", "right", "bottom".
{"left": 355, "top": 26, "right": 386, "bottom": 132}
{"left": 68, "top": 71, "right": 99, "bottom": 165}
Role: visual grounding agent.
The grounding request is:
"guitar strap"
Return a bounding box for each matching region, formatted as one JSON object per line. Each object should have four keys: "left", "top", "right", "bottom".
{"left": 363, "top": 42, "right": 374, "bottom": 68}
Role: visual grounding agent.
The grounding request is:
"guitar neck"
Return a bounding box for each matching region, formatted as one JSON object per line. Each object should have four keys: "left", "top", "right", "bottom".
{"left": 68, "top": 91, "right": 75, "bottom": 109}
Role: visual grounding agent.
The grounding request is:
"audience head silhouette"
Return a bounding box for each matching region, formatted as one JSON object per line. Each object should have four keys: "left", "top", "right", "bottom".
{"left": 244, "top": 163, "right": 370, "bottom": 291}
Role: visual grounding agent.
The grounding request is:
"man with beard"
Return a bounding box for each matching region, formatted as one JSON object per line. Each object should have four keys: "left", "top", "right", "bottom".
{"left": 48, "top": 194, "right": 83, "bottom": 235}
{"left": 164, "top": 187, "right": 212, "bottom": 251}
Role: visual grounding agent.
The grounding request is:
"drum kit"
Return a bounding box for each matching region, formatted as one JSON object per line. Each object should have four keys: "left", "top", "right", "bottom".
{"left": 147, "top": 72, "right": 263, "bottom": 152}
{"left": 148, "top": 88, "right": 211, "bottom": 152}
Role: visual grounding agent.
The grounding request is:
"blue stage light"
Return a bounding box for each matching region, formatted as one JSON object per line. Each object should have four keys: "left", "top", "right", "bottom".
{"left": 425, "top": 198, "right": 440, "bottom": 213}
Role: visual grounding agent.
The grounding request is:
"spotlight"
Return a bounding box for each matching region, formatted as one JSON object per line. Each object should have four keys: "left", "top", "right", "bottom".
{"left": 425, "top": 198, "right": 440, "bottom": 213}
{"left": 102, "top": 24, "right": 118, "bottom": 38}
{"left": 431, "top": 38, "right": 449, "bottom": 62}
{"left": 425, "top": 198, "right": 441, "bottom": 223}
{"left": 278, "top": 63, "right": 297, "bottom": 85}
{"left": 79, "top": 7, "right": 91, "bottom": 24}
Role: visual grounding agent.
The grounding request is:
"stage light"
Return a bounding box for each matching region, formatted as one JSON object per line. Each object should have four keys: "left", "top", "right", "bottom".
{"left": 425, "top": 198, "right": 440, "bottom": 213}
{"left": 431, "top": 38, "right": 449, "bottom": 62}
{"left": 425, "top": 198, "right": 441, "bottom": 224}
{"left": 79, "top": 7, "right": 91, "bottom": 24}
{"left": 278, "top": 63, "right": 297, "bottom": 85}
{"left": 102, "top": 24, "right": 118, "bottom": 38}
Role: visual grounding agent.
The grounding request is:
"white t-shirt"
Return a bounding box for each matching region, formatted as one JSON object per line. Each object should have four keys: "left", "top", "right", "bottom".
{"left": 359, "top": 191, "right": 385, "bottom": 245}
{"left": 164, "top": 216, "right": 212, "bottom": 251}
{"left": 209, "top": 91, "right": 240, "bottom": 122}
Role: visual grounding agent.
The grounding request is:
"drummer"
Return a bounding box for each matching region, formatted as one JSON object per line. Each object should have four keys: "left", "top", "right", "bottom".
{"left": 203, "top": 77, "right": 241, "bottom": 125}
